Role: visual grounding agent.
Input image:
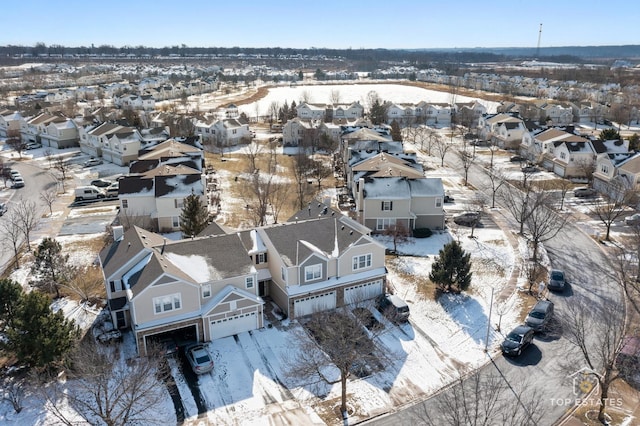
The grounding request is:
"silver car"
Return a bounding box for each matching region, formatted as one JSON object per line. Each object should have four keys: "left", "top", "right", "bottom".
{"left": 184, "top": 343, "right": 214, "bottom": 374}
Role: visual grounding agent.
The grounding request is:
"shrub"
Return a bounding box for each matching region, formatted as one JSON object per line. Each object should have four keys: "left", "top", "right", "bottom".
{"left": 413, "top": 228, "right": 432, "bottom": 238}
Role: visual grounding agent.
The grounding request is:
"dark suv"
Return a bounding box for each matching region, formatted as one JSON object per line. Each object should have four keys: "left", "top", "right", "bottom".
{"left": 501, "top": 325, "right": 534, "bottom": 357}
{"left": 376, "top": 293, "right": 410, "bottom": 323}
{"left": 525, "top": 300, "right": 554, "bottom": 332}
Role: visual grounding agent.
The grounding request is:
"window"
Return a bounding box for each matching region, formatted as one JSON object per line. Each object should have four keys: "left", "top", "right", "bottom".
{"left": 109, "top": 280, "right": 122, "bottom": 293}
{"left": 601, "top": 165, "right": 610, "bottom": 174}
{"left": 376, "top": 218, "right": 396, "bottom": 231}
{"left": 255, "top": 253, "right": 267, "bottom": 264}
{"left": 305, "top": 264, "right": 322, "bottom": 282}
{"left": 153, "top": 293, "right": 182, "bottom": 314}
{"left": 122, "top": 199, "right": 128, "bottom": 209}
{"left": 174, "top": 199, "right": 184, "bottom": 209}
{"left": 381, "top": 201, "right": 393, "bottom": 211}
{"left": 435, "top": 197, "right": 442, "bottom": 207}
{"left": 281, "top": 267, "right": 286, "bottom": 281}
{"left": 353, "top": 254, "right": 372, "bottom": 271}
{"left": 246, "top": 277, "right": 254, "bottom": 289}
{"left": 202, "top": 284, "right": 211, "bottom": 298}
{"left": 172, "top": 216, "right": 179, "bottom": 228}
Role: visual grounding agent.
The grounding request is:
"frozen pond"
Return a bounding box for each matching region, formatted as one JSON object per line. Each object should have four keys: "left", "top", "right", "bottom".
{"left": 238, "top": 83, "right": 500, "bottom": 117}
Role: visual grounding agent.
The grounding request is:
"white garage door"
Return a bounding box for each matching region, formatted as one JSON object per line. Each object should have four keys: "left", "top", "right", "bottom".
{"left": 210, "top": 311, "right": 258, "bottom": 340}
{"left": 344, "top": 280, "right": 383, "bottom": 304}
{"left": 294, "top": 291, "right": 336, "bottom": 317}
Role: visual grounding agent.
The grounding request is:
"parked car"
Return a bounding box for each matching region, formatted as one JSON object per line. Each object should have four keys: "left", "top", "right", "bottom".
{"left": 90, "top": 178, "right": 112, "bottom": 188}
{"left": 444, "top": 194, "right": 455, "bottom": 203}
{"left": 75, "top": 185, "right": 105, "bottom": 200}
{"left": 10, "top": 170, "right": 21, "bottom": 180}
{"left": 510, "top": 155, "right": 525, "bottom": 162}
{"left": 12, "top": 177, "right": 25, "bottom": 188}
{"left": 25, "top": 142, "right": 42, "bottom": 150}
{"left": 501, "top": 325, "right": 535, "bottom": 357}
{"left": 376, "top": 293, "right": 410, "bottom": 323}
{"left": 625, "top": 213, "right": 640, "bottom": 226}
{"left": 184, "top": 343, "right": 214, "bottom": 374}
{"left": 105, "top": 183, "right": 119, "bottom": 198}
{"left": 453, "top": 211, "right": 480, "bottom": 226}
{"left": 521, "top": 164, "right": 538, "bottom": 173}
{"left": 548, "top": 269, "right": 566, "bottom": 292}
{"left": 0, "top": 202, "right": 7, "bottom": 216}
{"left": 574, "top": 187, "right": 596, "bottom": 198}
{"left": 525, "top": 300, "right": 554, "bottom": 332}
{"left": 83, "top": 158, "right": 103, "bottom": 167}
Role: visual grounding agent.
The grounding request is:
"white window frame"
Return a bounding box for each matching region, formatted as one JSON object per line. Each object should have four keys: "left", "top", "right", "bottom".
{"left": 153, "top": 293, "right": 182, "bottom": 314}
{"left": 202, "top": 284, "right": 211, "bottom": 298}
{"left": 381, "top": 201, "right": 393, "bottom": 211}
{"left": 305, "top": 264, "right": 322, "bottom": 282}
{"left": 435, "top": 197, "right": 442, "bottom": 207}
{"left": 172, "top": 216, "right": 180, "bottom": 228}
{"left": 376, "top": 218, "right": 396, "bottom": 231}
{"left": 352, "top": 254, "right": 372, "bottom": 271}
{"left": 246, "top": 276, "right": 254, "bottom": 289}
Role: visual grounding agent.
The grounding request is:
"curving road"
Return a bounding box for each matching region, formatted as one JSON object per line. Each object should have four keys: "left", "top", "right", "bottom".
{"left": 0, "top": 158, "right": 58, "bottom": 271}
{"left": 367, "top": 146, "right": 624, "bottom": 425}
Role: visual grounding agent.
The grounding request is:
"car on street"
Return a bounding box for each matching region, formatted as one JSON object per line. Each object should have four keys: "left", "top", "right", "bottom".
{"left": 625, "top": 213, "right": 640, "bottom": 226}
{"left": 9, "top": 170, "right": 21, "bottom": 179}
{"left": 90, "top": 178, "right": 112, "bottom": 188}
{"left": 83, "top": 158, "right": 103, "bottom": 167}
{"left": 453, "top": 211, "right": 480, "bottom": 226}
{"left": 501, "top": 325, "right": 535, "bottom": 356}
{"left": 0, "top": 202, "right": 7, "bottom": 216}
{"left": 548, "top": 269, "right": 566, "bottom": 292}
{"left": 573, "top": 187, "right": 597, "bottom": 198}
{"left": 510, "top": 155, "right": 525, "bottom": 162}
{"left": 521, "top": 164, "right": 538, "bottom": 173}
{"left": 12, "top": 177, "right": 25, "bottom": 188}
{"left": 525, "top": 300, "right": 554, "bottom": 332}
{"left": 184, "top": 343, "right": 214, "bottom": 374}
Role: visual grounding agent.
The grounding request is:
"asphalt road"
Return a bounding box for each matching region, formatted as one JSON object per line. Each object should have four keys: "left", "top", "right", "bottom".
{"left": 367, "top": 146, "right": 624, "bottom": 425}
{"left": 0, "top": 159, "right": 58, "bottom": 270}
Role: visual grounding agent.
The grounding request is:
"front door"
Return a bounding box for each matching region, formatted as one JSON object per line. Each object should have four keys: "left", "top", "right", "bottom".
{"left": 115, "top": 311, "right": 127, "bottom": 329}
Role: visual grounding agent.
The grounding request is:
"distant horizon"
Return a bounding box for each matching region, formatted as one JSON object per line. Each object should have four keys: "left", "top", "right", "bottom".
{"left": 5, "top": 0, "right": 638, "bottom": 51}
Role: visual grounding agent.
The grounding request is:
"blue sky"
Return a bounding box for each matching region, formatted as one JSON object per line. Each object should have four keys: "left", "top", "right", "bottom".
{"left": 5, "top": 0, "right": 638, "bottom": 50}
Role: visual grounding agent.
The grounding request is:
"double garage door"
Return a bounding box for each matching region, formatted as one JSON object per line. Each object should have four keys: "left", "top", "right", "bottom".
{"left": 344, "top": 280, "right": 383, "bottom": 304}
{"left": 294, "top": 291, "right": 336, "bottom": 317}
{"left": 210, "top": 311, "right": 258, "bottom": 340}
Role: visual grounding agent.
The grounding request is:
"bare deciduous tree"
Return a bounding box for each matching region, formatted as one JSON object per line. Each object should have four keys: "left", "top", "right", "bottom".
{"left": 1, "top": 376, "right": 25, "bottom": 414}
{"left": 456, "top": 147, "right": 474, "bottom": 186}
{"left": 524, "top": 192, "right": 567, "bottom": 268}
{"left": 292, "top": 150, "right": 313, "bottom": 210}
{"left": 0, "top": 211, "right": 24, "bottom": 268}
{"left": 286, "top": 309, "right": 386, "bottom": 420}
{"left": 53, "top": 156, "right": 72, "bottom": 191}
{"left": 39, "top": 341, "right": 171, "bottom": 426}
{"left": 434, "top": 136, "right": 452, "bottom": 167}
{"left": 482, "top": 167, "right": 506, "bottom": 209}
{"left": 382, "top": 223, "right": 411, "bottom": 256}
{"left": 40, "top": 190, "right": 57, "bottom": 216}
{"left": 559, "top": 299, "right": 626, "bottom": 424}
{"left": 590, "top": 191, "right": 631, "bottom": 240}
{"left": 412, "top": 369, "right": 543, "bottom": 426}
{"left": 13, "top": 198, "right": 38, "bottom": 252}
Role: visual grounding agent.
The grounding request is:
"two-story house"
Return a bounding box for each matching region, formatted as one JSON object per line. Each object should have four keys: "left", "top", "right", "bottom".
{"left": 79, "top": 122, "right": 136, "bottom": 159}
{"left": 0, "top": 110, "right": 24, "bottom": 139}
{"left": 39, "top": 118, "right": 80, "bottom": 149}
{"left": 100, "top": 203, "right": 387, "bottom": 355}
{"left": 99, "top": 226, "right": 263, "bottom": 356}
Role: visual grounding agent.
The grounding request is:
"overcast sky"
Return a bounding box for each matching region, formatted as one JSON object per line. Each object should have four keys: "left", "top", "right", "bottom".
{"left": 5, "top": 0, "right": 638, "bottom": 50}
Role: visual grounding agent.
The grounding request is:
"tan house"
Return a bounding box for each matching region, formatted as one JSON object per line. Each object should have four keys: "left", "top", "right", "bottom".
{"left": 100, "top": 203, "right": 387, "bottom": 355}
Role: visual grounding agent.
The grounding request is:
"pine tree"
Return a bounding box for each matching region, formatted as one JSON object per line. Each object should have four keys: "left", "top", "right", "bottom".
{"left": 429, "top": 240, "right": 473, "bottom": 293}
{"left": 0, "top": 279, "right": 23, "bottom": 332}
{"left": 180, "top": 193, "right": 209, "bottom": 238}
{"left": 31, "top": 237, "right": 73, "bottom": 299}
{"left": 390, "top": 120, "right": 403, "bottom": 142}
{"left": 6, "top": 291, "right": 79, "bottom": 369}
{"left": 369, "top": 99, "right": 388, "bottom": 125}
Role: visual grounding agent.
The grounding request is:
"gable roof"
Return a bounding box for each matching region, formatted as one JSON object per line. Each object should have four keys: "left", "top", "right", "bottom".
{"left": 351, "top": 152, "right": 424, "bottom": 178}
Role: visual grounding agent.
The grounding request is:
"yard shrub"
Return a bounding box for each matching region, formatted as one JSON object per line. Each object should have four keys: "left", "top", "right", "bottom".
{"left": 413, "top": 228, "right": 432, "bottom": 238}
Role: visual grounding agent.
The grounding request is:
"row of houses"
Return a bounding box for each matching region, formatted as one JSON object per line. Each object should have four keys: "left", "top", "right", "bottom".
{"left": 100, "top": 202, "right": 388, "bottom": 356}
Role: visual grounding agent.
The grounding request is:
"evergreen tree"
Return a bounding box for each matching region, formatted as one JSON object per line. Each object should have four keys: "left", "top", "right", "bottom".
{"left": 390, "top": 120, "right": 403, "bottom": 142}
{"left": 369, "top": 99, "right": 388, "bottom": 125}
{"left": 6, "top": 291, "right": 79, "bottom": 369}
{"left": 0, "top": 279, "right": 22, "bottom": 333}
{"left": 180, "top": 193, "right": 209, "bottom": 238}
{"left": 31, "top": 237, "right": 74, "bottom": 299}
{"left": 289, "top": 100, "right": 297, "bottom": 120}
{"left": 598, "top": 128, "right": 620, "bottom": 141}
{"left": 429, "top": 240, "right": 473, "bottom": 293}
{"left": 629, "top": 133, "right": 640, "bottom": 152}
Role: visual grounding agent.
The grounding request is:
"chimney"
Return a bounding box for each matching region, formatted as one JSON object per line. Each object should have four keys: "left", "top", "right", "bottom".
{"left": 112, "top": 225, "right": 124, "bottom": 241}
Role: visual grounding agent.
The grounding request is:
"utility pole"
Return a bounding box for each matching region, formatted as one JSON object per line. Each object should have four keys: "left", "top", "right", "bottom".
{"left": 536, "top": 23, "right": 543, "bottom": 58}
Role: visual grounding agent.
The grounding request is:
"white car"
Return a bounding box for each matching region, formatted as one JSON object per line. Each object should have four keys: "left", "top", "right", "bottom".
{"left": 83, "top": 158, "right": 103, "bottom": 167}
{"left": 625, "top": 213, "right": 640, "bottom": 226}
